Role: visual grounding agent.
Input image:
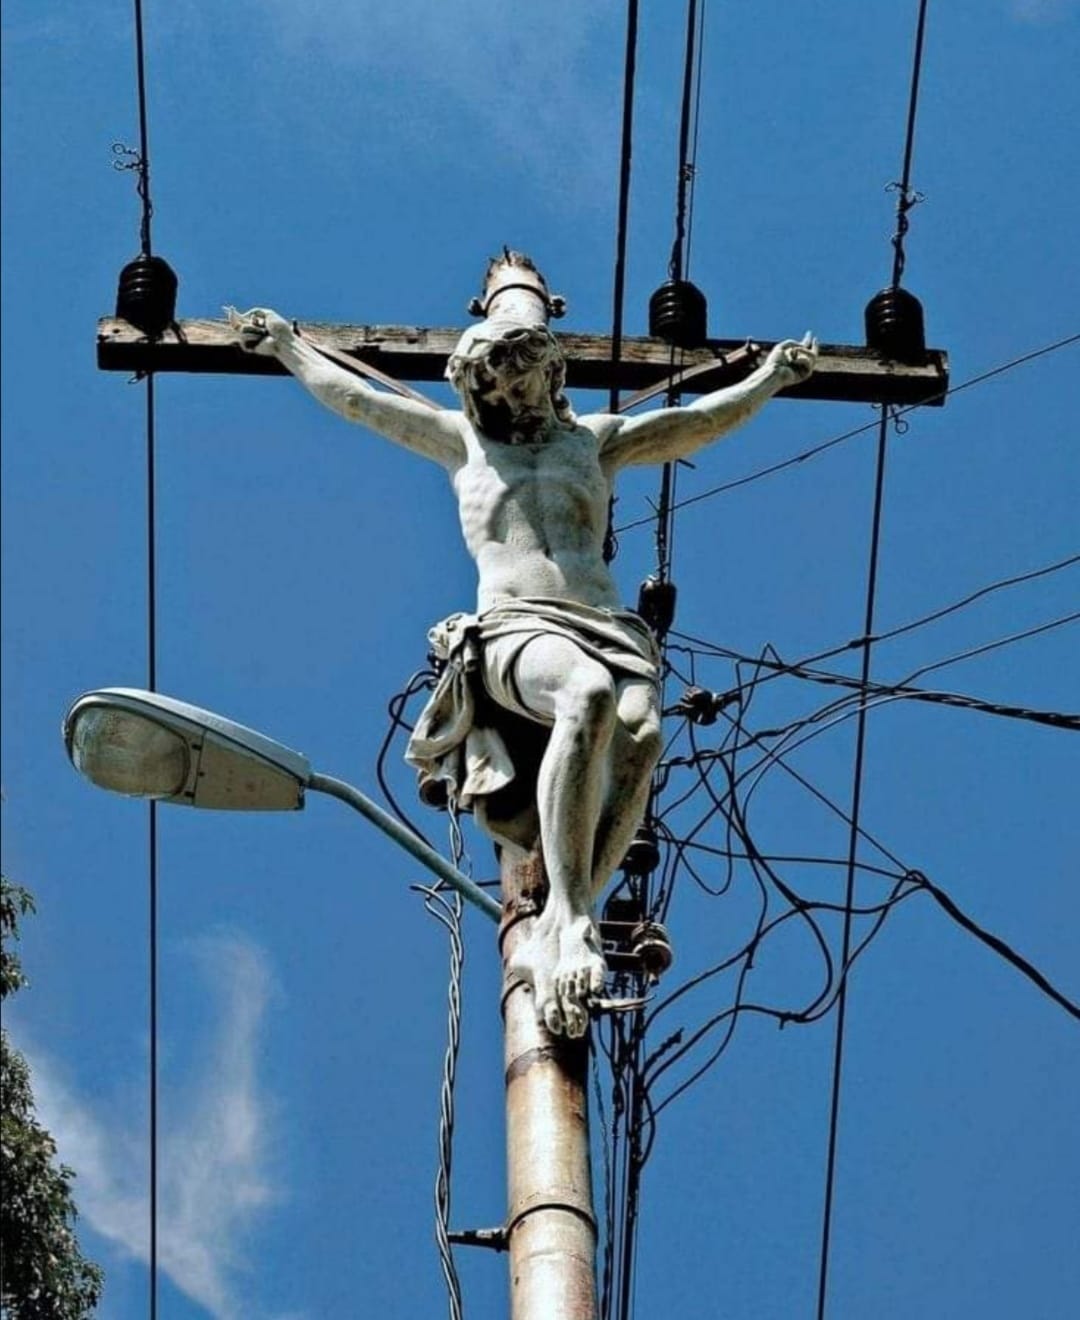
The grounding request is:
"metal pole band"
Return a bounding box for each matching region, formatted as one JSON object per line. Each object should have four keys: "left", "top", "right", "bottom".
{"left": 507, "top": 1191, "right": 598, "bottom": 1236}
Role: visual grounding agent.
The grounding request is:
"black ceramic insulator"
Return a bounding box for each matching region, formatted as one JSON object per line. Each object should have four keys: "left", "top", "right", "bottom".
{"left": 864, "top": 285, "right": 926, "bottom": 364}
{"left": 638, "top": 577, "right": 677, "bottom": 639}
{"left": 679, "top": 685, "right": 719, "bottom": 726}
{"left": 648, "top": 279, "right": 708, "bottom": 348}
{"left": 632, "top": 921, "right": 673, "bottom": 978}
{"left": 115, "top": 254, "right": 178, "bottom": 337}
{"left": 622, "top": 825, "right": 661, "bottom": 877}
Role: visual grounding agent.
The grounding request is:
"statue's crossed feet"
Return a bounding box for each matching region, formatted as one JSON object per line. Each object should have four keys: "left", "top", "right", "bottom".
{"left": 510, "top": 910, "right": 606, "bottom": 1038}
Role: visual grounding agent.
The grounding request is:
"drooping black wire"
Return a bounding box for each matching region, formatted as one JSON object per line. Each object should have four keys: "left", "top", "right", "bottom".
{"left": 817, "top": 405, "right": 892, "bottom": 1320}
{"left": 682, "top": 0, "right": 708, "bottom": 277}
{"left": 132, "top": 0, "right": 153, "bottom": 255}
{"left": 652, "top": 0, "right": 701, "bottom": 588}
{"left": 613, "top": 332, "right": 1080, "bottom": 534}
{"left": 899, "top": 611, "right": 1080, "bottom": 685}
{"left": 650, "top": 655, "right": 1038, "bottom": 1100}
{"left": 586, "top": 620, "right": 1078, "bottom": 1235}
{"left": 869, "top": 552, "right": 1080, "bottom": 648}
{"left": 146, "top": 377, "right": 159, "bottom": 1320}
{"left": 374, "top": 668, "right": 439, "bottom": 846}
{"left": 890, "top": 0, "right": 930, "bottom": 288}
{"left": 913, "top": 872, "right": 1079, "bottom": 1021}
{"left": 668, "top": 0, "right": 700, "bottom": 286}
{"left": 823, "top": 12, "right": 929, "bottom": 1309}
{"left": 599, "top": 599, "right": 1079, "bottom": 1122}
{"left": 609, "top": 13, "right": 705, "bottom": 1318}
{"left": 743, "top": 664, "right": 1080, "bottom": 732}
{"left": 638, "top": 696, "right": 1078, "bottom": 1111}
{"left": 673, "top": 550, "right": 1080, "bottom": 693}
{"left": 127, "top": 1, "right": 160, "bottom": 1310}
{"left": 604, "top": 0, "right": 641, "bottom": 564}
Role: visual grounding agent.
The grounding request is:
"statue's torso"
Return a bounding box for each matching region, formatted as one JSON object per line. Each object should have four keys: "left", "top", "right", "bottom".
{"left": 450, "top": 420, "right": 622, "bottom": 613}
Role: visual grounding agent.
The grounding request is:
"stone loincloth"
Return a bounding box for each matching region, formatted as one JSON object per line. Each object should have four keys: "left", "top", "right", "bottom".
{"left": 405, "top": 596, "right": 660, "bottom": 811}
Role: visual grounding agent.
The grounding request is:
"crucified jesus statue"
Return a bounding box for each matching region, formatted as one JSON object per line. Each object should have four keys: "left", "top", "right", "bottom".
{"left": 229, "top": 251, "right": 816, "bottom": 1039}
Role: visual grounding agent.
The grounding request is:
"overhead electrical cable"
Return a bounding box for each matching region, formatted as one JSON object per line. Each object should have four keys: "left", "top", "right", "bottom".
{"left": 817, "top": 8, "right": 931, "bottom": 1315}
{"left": 609, "top": 7, "right": 706, "bottom": 1319}
{"left": 668, "top": 549, "right": 1080, "bottom": 722}
{"left": 121, "top": 1, "right": 163, "bottom": 1313}
{"left": 613, "top": 332, "right": 1080, "bottom": 533}
{"left": 898, "top": 611, "right": 1080, "bottom": 685}
{"left": 745, "top": 667, "right": 1079, "bottom": 733}
{"left": 603, "top": 0, "right": 641, "bottom": 564}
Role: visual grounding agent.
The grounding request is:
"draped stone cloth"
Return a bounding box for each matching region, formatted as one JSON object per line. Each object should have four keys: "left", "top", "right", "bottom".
{"left": 406, "top": 596, "right": 660, "bottom": 811}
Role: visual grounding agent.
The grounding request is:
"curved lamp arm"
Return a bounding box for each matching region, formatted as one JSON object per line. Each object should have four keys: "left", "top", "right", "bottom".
{"left": 64, "top": 687, "right": 499, "bottom": 923}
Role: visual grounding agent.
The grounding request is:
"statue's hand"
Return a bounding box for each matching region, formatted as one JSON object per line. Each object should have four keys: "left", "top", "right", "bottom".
{"left": 225, "top": 305, "right": 291, "bottom": 356}
{"left": 765, "top": 332, "right": 818, "bottom": 383}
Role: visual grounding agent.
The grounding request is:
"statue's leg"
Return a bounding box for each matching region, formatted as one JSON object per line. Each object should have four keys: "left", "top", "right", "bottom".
{"left": 590, "top": 677, "right": 663, "bottom": 895}
{"left": 501, "top": 634, "right": 619, "bottom": 1037}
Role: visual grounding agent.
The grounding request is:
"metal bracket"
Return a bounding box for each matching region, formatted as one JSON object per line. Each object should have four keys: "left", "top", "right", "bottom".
{"left": 447, "top": 1226, "right": 509, "bottom": 1252}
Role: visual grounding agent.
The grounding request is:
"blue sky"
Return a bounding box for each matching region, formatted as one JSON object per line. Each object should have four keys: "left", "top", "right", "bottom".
{"left": 2, "top": 2, "right": 1078, "bottom": 1317}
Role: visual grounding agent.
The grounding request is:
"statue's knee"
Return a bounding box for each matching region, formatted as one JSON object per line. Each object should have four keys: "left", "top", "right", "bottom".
{"left": 563, "top": 668, "right": 617, "bottom": 730}
{"left": 616, "top": 687, "right": 663, "bottom": 767}
{"left": 633, "top": 711, "right": 663, "bottom": 767}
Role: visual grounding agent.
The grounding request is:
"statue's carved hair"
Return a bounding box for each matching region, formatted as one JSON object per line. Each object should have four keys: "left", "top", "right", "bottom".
{"left": 446, "top": 322, "right": 575, "bottom": 431}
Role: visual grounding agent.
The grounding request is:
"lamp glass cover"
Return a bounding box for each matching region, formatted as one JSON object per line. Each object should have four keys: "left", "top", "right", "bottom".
{"left": 69, "top": 706, "right": 190, "bottom": 799}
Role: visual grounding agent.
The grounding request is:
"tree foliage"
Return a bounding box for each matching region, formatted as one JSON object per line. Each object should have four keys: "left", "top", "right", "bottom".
{"left": 1, "top": 877, "right": 103, "bottom": 1319}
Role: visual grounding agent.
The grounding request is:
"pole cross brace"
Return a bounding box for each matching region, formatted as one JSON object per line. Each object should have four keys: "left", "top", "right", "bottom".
{"left": 97, "top": 317, "right": 950, "bottom": 407}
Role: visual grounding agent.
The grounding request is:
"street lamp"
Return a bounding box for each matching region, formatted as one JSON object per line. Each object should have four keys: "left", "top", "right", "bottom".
{"left": 63, "top": 687, "right": 500, "bottom": 922}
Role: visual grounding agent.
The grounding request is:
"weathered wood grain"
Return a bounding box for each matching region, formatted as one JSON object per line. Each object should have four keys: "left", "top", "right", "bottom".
{"left": 97, "top": 318, "right": 949, "bottom": 406}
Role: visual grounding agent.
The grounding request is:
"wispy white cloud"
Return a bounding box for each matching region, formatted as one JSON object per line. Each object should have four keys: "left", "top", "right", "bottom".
{"left": 260, "top": 0, "right": 622, "bottom": 196}
{"left": 1010, "top": 0, "right": 1079, "bottom": 22}
{"left": 28, "top": 933, "right": 282, "bottom": 1320}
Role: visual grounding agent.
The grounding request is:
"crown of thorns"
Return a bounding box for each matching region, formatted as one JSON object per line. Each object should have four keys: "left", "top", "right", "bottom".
{"left": 445, "top": 322, "right": 575, "bottom": 427}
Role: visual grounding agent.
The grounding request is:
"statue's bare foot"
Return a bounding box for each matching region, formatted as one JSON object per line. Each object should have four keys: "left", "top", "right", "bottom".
{"left": 553, "top": 914, "right": 606, "bottom": 1039}
{"left": 508, "top": 919, "right": 562, "bottom": 1033}
{"left": 509, "top": 911, "right": 606, "bottom": 1038}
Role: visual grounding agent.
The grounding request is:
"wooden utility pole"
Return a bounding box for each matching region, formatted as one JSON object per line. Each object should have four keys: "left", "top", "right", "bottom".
{"left": 500, "top": 847, "right": 597, "bottom": 1320}
{"left": 96, "top": 269, "right": 949, "bottom": 1317}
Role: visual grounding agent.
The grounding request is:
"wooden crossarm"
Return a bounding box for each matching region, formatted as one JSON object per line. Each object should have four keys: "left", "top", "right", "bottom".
{"left": 97, "top": 317, "right": 949, "bottom": 407}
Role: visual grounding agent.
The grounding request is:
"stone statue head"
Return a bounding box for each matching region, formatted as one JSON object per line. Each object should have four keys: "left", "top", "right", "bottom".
{"left": 446, "top": 320, "right": 575, "bottom": 443}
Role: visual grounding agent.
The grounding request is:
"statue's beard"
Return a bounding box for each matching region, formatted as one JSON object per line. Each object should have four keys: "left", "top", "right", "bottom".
{"left": 473, "top": 394, "right": 550, "bottom": 444}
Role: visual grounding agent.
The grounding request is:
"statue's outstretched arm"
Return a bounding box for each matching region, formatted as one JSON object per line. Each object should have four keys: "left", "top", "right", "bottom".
{"left": 227, "top": 307, "right": 466, "bottom": 468}
{"left": 598, "top": 335, "right": 817, "bottom": 470}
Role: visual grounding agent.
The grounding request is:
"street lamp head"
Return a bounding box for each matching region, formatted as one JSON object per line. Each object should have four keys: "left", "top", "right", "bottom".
{"left": 63, "top": 688, "right": 311, "bottom": 811}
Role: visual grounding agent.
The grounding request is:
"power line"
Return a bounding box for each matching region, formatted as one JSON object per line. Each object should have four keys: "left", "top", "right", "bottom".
{"left": 670, "top": 549, "right": 1080, "bottom": 698}
{"left": 760, "top": 667, "right": 1079, "bottom": 732}
{"left": 889, "top": 0, "right": 930, "bottom": 287}
{"left": 604, "top": 0, "right": 641, "bottom": 564}
{"left": 608, "top": 0, "right": 640, "bottom": 419}
{"left": 900, "top": 611, "right": 1080, "bottom": 685}
{"left": 868, "top": 553, "right": 1079, "bottom": 649}
{"left": 613, "top": 332, "right": 1080, "bottom": 534}
{"left": 818, "top": 8, "right": 932, "bottom": 1311}
{"left": 816, "top": 406, "right": 889, "bottom": 1320}
{"left": 145, "top": 377, "right": 159, "bottom": 1320}
{"left": 126, "top": 1, "right": 161, "bottom": 1312}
